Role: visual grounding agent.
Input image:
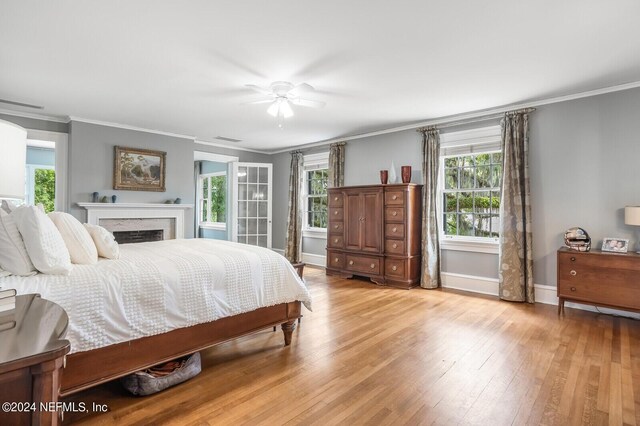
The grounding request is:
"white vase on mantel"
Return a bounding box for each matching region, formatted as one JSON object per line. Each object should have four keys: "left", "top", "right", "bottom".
{"left": 389, "top": 161, "right": 398, "bottom": 184}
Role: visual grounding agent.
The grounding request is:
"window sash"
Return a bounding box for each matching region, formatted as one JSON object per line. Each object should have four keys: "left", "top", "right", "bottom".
{"left": 303, "top": 163, "right": 328, "bottom": 231}
{"left": 199, "top": 173, "right": 226, "bottom": 225}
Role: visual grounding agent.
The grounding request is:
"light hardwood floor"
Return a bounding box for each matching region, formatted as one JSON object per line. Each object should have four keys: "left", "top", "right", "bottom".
{"left": 65, "top": 267, "right": 640, "bottom": 425}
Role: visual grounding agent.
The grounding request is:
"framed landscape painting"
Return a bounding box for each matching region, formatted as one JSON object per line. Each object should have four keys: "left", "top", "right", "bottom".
{"left": 114, "top": 146, "right": 166, "bottom": 192}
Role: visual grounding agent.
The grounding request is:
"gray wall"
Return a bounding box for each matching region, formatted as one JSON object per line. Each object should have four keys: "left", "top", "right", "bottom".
{"left": 0, "top": 114, "right": 69, "bottom": 133}
{"left": 68, "top": 121, "right": 197, "bottom": 236}
{"left": 271, "top": 87, "right": 640, "bottom": 287}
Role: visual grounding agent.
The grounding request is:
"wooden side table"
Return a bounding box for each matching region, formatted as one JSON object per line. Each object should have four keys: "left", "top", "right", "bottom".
{"left": 0, "top": 294, "right": 70, "bottom": 426}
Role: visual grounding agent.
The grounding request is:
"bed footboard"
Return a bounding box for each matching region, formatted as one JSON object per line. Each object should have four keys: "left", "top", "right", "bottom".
{"left": 60, "top": 301, "right": 302, "bottom": 397}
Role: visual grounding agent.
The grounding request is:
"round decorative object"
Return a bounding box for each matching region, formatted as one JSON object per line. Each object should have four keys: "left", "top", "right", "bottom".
{"left": 111, "top": 195, "right": 117, "bottom": 203}
{"left": 564, "top": 227, "right": 591, "bottom": 252}
{"left": 175, "top": 198, "right": 182, "bottom": 204}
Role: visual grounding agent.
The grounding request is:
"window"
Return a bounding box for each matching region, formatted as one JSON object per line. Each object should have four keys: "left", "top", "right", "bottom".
{"left": 25, "top": 164, "right": 55, "bottom": 213}
{"left": 439, "top": 126, "right": 502, "bottom": 253}
{"left": 199, "top": 172, "right": 227, "bottom": 229}
{"left": 303, "top": 152, "right": 329, "bottom": 237}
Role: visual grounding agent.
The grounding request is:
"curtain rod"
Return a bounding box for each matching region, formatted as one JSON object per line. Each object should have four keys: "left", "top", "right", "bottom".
{"left": 417, "top": 107, "right": 536, "bottom": 132}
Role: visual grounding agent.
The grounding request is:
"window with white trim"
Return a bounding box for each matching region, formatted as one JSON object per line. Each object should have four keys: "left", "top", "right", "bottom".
{"left": 303, "top": 152, "right": 329, "bottom": 236}
{"left": 25, "top": 164, "right": 55, "bottom": 213}
{"left": 199, "top": 171, "right": 227, "bottom": 229}
{"left": 439, "top": 126, "right": 502, "bottom": 251}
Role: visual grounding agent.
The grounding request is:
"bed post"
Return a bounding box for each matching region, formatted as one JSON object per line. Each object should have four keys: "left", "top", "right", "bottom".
{"left": 281, "top": 320, "right": 297, "bottom": 345}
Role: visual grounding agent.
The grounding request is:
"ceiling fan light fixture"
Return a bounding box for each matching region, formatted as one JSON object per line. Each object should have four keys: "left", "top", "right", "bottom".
{"left": 267, "top": 101, "right": 280, "bottom": 117}
{"left": 280, "top": 100, "right": 294, "bottom": 118}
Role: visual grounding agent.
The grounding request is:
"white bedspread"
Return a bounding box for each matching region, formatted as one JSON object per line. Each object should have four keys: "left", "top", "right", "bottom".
{"left": 0, "top": 239, "right": 311, "bottom": 354}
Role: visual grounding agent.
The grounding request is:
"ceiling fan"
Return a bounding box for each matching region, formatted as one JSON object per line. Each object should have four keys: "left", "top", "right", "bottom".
{"left": 244, "top": 81, "right": 326, "bottom": 121}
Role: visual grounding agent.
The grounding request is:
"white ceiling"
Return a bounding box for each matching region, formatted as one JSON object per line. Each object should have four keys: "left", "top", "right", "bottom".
{"left": 2, "top": 1, "right": 640, "bottom": 152}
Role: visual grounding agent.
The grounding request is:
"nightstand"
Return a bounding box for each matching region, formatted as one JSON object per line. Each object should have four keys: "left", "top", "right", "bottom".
{"left": 0, "top": 294, "right": 70, "bottom": 426}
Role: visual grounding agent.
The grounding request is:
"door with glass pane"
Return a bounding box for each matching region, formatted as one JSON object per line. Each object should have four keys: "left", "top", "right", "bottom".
{"left": 230, "top": 163, "right": 272, "bottom": 248}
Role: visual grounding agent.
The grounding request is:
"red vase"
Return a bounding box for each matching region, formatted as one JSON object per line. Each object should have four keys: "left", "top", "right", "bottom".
{"left": 401, "top": 166, "right": 412, "bottom": 183}
{"left": 380, "top": 170, "right": 389, "bottom": 184}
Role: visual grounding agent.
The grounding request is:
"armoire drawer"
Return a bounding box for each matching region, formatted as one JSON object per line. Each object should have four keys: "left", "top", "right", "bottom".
{"left": 385, "top": 207, "right": 404, "bottom": 222}
{"left": 384, "top": 191, "right": 405, "bottom": 206}
{"left": 329, "top": 208, "right": 344, "bottom": 221}
{"left": 329, "top": 222, "right": 344, "bottom": 234}
{"left": 385, "top": 258, "right": 406, "bottom": 278}
{"left": 327, "top": 251, "right": 345, "bottom": 269}
{"left": 385, "top": 224, "right": 405, "bottom": 239}
{"left": 328, "top": 235, "right": 344, "bottom": 248}
{"left": 345, "top": 255, "right": 381, "bottom": 275}
{"left": 385, "top": 239, "right": 405, "bottom": 255}
{"left": 328, "top": 193, "right": 344, "bottom": 207}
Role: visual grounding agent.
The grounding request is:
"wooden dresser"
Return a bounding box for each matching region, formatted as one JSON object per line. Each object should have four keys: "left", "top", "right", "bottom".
{"left": 326, "top": 183, "right": 422, "bottom": 289}
{"left": 557, "top": 247, "right": 640, "bottom": 315}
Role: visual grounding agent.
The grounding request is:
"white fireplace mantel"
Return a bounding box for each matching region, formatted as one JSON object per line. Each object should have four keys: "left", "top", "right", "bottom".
{"left": 77, "top": 203, "right": 193, "bottom": 239}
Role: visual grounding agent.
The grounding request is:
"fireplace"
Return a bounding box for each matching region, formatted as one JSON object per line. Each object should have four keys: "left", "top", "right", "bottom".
{"left": 77, "top": 202, "right": 194, "bottom": 240}
{"left": 113, "top": 229, "right": 164, "bottom": 244}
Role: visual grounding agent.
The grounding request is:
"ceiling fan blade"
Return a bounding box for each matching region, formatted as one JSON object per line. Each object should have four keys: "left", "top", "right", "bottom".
{"left": 291, "top": 98, "right": 326, "bottom": 109}
{"left": 245, "top": 84, "right": 273, "bottom": 96}
{"left": 242, "top": 99, "right": 274, "bottom": 105}
{"left": 288, "top": 83, "right": 314, "bottom": 97}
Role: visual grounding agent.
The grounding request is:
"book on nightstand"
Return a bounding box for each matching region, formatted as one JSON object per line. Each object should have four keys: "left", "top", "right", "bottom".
{"left": 0, "top": 288, "right": 17, "bottom": 313}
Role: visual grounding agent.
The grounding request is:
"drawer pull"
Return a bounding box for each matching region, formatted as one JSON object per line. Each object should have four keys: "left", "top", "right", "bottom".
{"left": 334, "top": 258, "right": 339, "bottom": 263}
{"left": 349, "top": 260, "right": 354, "bottom": 265}
{"left": 334, "top": 196, "right": 339, "bottom": 201}
{"left": 392, "top": 195, "right": 398, "bottom": 200}
{"left": 392, "top": 265, "right": 397, "bottom": 271}
{"left": 334, "top": 210, "right": 339, "bottom": 215}
{"left": 392, "top": 227, "right": 398, "bottom": 232}
{"left": 334, "top": 238, "right": 339, "bottom": 243}
{"left": 570, "top": 270, "right": 577, "bottom": 276}
{"left": 392, "top": 211, "right": 398, "bottom": 217}
{"left": 570, "top": 257, "right": 576, "bottom": 261}
{"left": 570, "top": 287, "right": 576, "bottom": 292}
{"left": 334, "top": 225, "right": 339, "bottom": 229}
{"left": 392, "top": 243, "right": 398, "bottom": 249}
{"left": 370, "top": 263, "right": 376, "bottom": 269}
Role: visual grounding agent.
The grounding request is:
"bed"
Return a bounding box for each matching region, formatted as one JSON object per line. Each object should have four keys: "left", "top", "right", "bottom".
{"left": 0, "top": 239, "right": 312, "bottom": 396}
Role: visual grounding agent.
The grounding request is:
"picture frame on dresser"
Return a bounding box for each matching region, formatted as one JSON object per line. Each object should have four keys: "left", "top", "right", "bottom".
{"left": 601, "top": 237, "right": 629, "bottom": 253}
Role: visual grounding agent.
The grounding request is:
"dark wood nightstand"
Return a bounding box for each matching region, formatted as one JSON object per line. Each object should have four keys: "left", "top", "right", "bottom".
{"left": 0, "top": 294, "right": 70, "bottom": 426}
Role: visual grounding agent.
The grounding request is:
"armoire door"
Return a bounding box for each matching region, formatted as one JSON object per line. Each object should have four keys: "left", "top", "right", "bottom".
{"left": 361, "top": 190, "right": 383, "bottom": 253}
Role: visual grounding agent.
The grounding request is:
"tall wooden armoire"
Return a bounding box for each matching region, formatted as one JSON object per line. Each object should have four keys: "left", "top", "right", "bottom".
{"left": 326, "top": 183, "right": 422, "bottom": 289}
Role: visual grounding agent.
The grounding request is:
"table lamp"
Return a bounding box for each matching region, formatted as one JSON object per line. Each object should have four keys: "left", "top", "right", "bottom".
{"left": 625, "top": 206, "right": 640, "bottom": 253}
{"left": 0, "top": 119, "right": 27, "bottom": 201}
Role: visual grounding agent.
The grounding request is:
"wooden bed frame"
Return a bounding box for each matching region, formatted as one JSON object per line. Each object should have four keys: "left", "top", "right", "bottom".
{"left": 60, "top": 301, "right": 302, "bottom": 397}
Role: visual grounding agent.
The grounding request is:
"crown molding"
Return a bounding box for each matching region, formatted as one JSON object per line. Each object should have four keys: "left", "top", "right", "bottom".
{"left": 268, "top": 79, "right": 640, "bottom": 154}
{"left": 0, "top": 108, "right": 69, "bottom": 123}
{"left": 68, "top": 116, "right": 196, "bottom": 140}
{"left": 194, "top": 139, "right": 270, "bottom": 155}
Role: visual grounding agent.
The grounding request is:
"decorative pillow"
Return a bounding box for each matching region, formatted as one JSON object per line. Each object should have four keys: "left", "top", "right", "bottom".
{"left": 1, "top": 200, "right": 17, "bottom": 214}
{"left": 84, "top": 224, "right": 120, "bottom": 260}
{"left": 0, "top": 209, "right": 36, "bottom": 276}
{"left": 11, "top": 205, "right": 72, "bottom": 275}
{"left": 48, "top": 212, "right": 98, "bottom": 265}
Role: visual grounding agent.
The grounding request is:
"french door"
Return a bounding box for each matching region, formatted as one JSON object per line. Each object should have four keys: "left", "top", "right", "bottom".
{"left": 230, "top": 162, "right": 273, "bottom": 248}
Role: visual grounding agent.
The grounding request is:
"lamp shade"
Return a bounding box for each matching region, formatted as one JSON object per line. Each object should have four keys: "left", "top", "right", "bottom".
{"left": 625, "top": 206, "right": 640, "bottom": 226}
{"left": 0, "top": 119, "right": 27, "bottom": 200}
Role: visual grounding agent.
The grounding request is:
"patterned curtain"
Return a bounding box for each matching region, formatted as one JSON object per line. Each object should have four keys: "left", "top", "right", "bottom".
{"left": 499, "top": 109, "right": 534, "bottom": 303}
{"left": 193, "top": 161, "right": 202, "bottom": 238}
{"left": 328, "top": 142, "right": 346, "bottom": 188}
{"left": 420, "top": 126, "right": 441, "bottom": 289}
{"left": 285, "top": 151, "right": 304, "bottom": 263}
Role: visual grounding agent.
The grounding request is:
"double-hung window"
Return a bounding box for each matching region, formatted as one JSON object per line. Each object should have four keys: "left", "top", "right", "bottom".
{"left": 440, "top": 125, "right": 503, "bottom": 253}
{"left": 302, "top": 152, "right": 329, "bottom": 237}
{"left": 199, "top": 171, "right": 227, "bottom": 229}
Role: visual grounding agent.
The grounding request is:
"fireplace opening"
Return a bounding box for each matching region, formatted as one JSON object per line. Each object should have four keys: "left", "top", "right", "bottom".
{"left": 113, "top": 229, "right": 164, "bottom": 244}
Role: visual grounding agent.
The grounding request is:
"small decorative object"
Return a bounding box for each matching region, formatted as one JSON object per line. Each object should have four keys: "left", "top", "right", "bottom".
{"left": 114, "top": 146, "right": 166, "bottom": 192}
{"left": 92, "top": 192, "right": 99, "bottom": 203}
{"left": 380, "top": 170, "right": 388, "bottom": 185}
{"left": 401, "top": 165, "right": 412, "bottom": 183}
{"left": 389, "top": 160, "right": 397, "bottom": 184}
{"left": 564, "top": 227, "right": 591, "bottom": 252}
{"left": 175, "top": 198, "right": 182, "bottom": 204}
{"left": 111, "top": 195, "right": 117, "bottom": 203}
{"left": 601, "top": 237, "right": 629, "bottom": 253}
{"left": 625, "top": 206, "right": 640, "bottom": 253}
{"left": 100, "top": 196, "right": 108, "bottom": 203}
{"left": 164, "top": 199, "right": 174, "bottom": 204}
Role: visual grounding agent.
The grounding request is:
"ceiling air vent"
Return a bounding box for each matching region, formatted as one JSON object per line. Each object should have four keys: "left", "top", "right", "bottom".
{"left": 214, "top": 136, "right": 242, "bottom": 143}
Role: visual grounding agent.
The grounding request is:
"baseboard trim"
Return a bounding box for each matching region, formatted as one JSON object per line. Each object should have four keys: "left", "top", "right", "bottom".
{"left": 271, "top": 249, "right": 326, "bottom": 268}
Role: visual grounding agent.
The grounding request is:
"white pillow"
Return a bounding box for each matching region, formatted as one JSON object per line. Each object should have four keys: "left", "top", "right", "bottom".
{"left": 12, "top": 205, "right": 72, "bottom": 275}
{"left": 0, "top": 209, "right": 36, "bottom": 276}
{"left": 84, "top": 224, "right": 120, "bottom": 260}
{"left": 1, "top": 200, "right": 16, "bottom": 214}
{"left": 48, "top": 212, "right": 98, "bottom": 265}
